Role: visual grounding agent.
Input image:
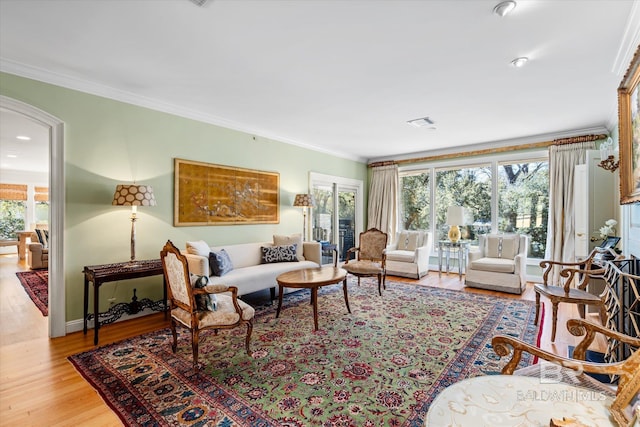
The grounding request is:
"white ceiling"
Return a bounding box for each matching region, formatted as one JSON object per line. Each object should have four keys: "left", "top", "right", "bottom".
{"left": 1, "top": 0, "right": 639, "bottom": 165}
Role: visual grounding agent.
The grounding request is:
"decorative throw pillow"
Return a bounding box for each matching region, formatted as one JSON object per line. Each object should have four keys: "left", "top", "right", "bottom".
{"left": 261, "top": 245, "right": 298, "bottom": 264}
{"left": 35, "top": 228, "right": 49, "bottom": 249}
{"left": 273, "top": 234, "right": 305, "bottom": 261}
{"left": 486, "top": 235, "right": 519, "bottom": 259}
{"left": 190, "top": 274, "right": 218, "bottom": 311}
{"left": 209, "top": 249, "right": 234, "bottom": 276}
{"left": 186, "top": 240, "right": 210, "bottom": 257}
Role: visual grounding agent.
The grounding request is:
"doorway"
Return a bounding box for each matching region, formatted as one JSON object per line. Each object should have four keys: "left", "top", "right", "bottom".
{"left": 0, "top": 96, "right": 65, "bottom": 338}
{"left": 310, "top": 172, "right": 363, "bottom": 264}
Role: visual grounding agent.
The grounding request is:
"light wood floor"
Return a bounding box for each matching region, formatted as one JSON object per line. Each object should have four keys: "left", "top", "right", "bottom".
{"left": 0, "top": 253, "right": 605, "bottom": 426}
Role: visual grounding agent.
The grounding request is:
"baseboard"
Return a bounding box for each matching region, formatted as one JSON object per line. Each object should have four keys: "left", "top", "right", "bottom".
{"left": 66, "top": 307, "right": 160, "bottom": 334}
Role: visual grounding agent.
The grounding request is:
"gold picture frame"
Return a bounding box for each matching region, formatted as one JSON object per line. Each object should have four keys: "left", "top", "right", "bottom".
{"left": 174, "top": 158, "right": 279, "bottom": 226}
{"left": 618, "top": 44, "right": 640, "bottom": 204}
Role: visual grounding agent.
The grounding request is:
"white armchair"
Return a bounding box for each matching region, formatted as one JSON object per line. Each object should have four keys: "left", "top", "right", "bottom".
{"left": 385, "top": 230, "right": 433, "bottom": 279}
{"left": 465, "top": 233, "right": 529, "bottom": 294}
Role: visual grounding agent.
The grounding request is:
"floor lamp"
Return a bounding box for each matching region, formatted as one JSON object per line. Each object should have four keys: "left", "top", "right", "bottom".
{"left": 112, "top": 184, "right": 157, "bottom": 261}
{"left": 293, "top": 193, "right": 316, "bottom": 242}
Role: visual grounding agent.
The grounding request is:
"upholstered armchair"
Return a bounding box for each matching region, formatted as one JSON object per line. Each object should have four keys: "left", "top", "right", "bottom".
{"left": 160, "top": 240, "right": 255, "bottom": 368}
{"left": 342, "top": 228, "right": 388, "bottom": 296}
{"left": 28, "top": 229, "right": 48, "bottom": 270}
{"left": 385, "top": 230, "right": 433, "bottom": 279}
{"left": 465, "top": 233, "right": 529, "bottom": 294}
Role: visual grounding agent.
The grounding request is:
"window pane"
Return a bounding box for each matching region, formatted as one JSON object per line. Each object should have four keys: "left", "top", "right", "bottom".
{"left": 436, "top": 166, "right": 491, "bottom": 244}
{"left": 0, "top": 200, "right": 26, "bottom": 239}
{"left": 400, "top": 173, "right": 430, "bottom": 231}
{"left": 497, "top": 162, "right": 549, "bottom": 258}
{"left": 35, "top": 201, "right": 49, "bottom": 225}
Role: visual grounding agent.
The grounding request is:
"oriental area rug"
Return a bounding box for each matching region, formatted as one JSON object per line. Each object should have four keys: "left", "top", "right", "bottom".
{"left": 69, "top": 279, "right": 541, "bottom": 426}
{"left": 15, "top": 270, "right": 48, "bottom": 316}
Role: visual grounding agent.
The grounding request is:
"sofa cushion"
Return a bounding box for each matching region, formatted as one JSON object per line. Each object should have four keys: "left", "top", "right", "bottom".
{"left": 35, "top": 229, "right": 49, "bottom": 249}
{"left": 470, "top": 257, "right": 515, "bottom": 274}
{"left": 261, "top": 245, "right": 298, "bottom": 264}
{"left": 273, "top": 234, "right": 305, "bottom": 261}
{"left": 190, "top": 274, "right": 218, "bottom": 311}
{"left": 186, "top": 240, "right": 210, "bottom": 257}
{"left": 385, "top": 249, "right": 415, "bottom": 263}
{"left": 486, "top": 235, "right": 519, "bottom": 259}
{"left": 209, "top": 249, "right": 234, "bottom": 276}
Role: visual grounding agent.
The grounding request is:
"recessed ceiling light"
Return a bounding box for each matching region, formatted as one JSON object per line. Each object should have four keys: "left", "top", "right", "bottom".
{"left": 16, "top": 135, "right": 31, "bottom": 140}
{"left": 7, "top": 154, "right": 17, "bottom": 158}
{"left": 510, "top": 57, "right": 529, "bottom": 67}
{"left": 407, "top": 117, "right": 436, "bottom": 129}
{"left": 493, "top": 1, "right": 516, "bottom": 17}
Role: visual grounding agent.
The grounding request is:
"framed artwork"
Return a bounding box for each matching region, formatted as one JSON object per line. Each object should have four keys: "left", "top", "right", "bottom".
{"left": 618, "top": 44, "right": 640, "bottom": 204}
{"left": 174, "top": 158, "right": 279, "bottom": 226}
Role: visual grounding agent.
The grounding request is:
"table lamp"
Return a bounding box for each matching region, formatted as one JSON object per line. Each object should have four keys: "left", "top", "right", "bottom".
{"left": 293, "top": 193, "right": 316, "bottom": 241}
{"left": 112, "top": 184, "right": 156, "bottom": 261}
{"left": 446, "top": 206, "right": 465, "bottom": 243}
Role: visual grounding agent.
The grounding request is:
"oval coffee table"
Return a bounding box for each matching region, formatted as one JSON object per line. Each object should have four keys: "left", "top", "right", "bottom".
{"left": 276, "top": 266, "right": 349, "bottom": 331}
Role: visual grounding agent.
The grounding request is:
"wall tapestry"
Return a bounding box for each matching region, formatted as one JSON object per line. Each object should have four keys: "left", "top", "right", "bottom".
{"left": 174, "top": 158, "right": 279, "bottom": 226}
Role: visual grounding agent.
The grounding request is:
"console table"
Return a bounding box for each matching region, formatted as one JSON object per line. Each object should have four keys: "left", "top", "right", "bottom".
{"left": 437, "top": 240, "right": 469, "bottom": 279}
{"left": 83, "top": 259, "right": 166, "bottom": 345}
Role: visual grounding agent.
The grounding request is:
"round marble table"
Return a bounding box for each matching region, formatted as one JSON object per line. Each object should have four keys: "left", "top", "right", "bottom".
{"left": 425, "top": 375, "right": 615, "bottom": 426}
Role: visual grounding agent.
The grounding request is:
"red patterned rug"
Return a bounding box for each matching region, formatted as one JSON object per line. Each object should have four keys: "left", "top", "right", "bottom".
{"left": 69, "top": 280, "right": 540, "bottom": 426}
{"left": 15, "top": 270, "right": 48, "bottom": 316}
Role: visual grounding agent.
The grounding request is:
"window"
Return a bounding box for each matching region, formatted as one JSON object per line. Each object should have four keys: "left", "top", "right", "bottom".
{"left": 400, "top": 172, "right": 430, "bottom": 230}
{"left": 435, "top": 165, "right": 491, "bottom": 244}
{"left": 0, "top": 184, "right": 27, "bottom": 240}
{"left": 399, "top": 152, "right": 549, "bottom": 260}
{"left": 497, "top": 161, "right": 548, "bottom": 258}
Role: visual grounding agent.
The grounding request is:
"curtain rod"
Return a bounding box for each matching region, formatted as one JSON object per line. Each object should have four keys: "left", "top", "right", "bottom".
{"left": 368, "top": 133, "right": 608, "bottom": 168}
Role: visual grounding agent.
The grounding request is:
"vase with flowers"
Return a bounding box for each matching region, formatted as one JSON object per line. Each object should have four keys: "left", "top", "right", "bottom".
{"left": 598, "top": 219, "right": 617, "bottom": 239}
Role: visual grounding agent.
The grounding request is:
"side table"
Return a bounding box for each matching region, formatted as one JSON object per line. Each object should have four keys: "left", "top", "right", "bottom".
{"left": 83, "top": 259, "right": 166, "bottom": 345}
{"left": 437, "top": 240, "right": 469, "bottom": 279}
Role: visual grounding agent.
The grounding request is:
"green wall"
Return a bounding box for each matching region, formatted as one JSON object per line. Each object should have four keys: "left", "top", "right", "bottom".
{"left": 0, "top": 72, "right": 368, "bottom": 322}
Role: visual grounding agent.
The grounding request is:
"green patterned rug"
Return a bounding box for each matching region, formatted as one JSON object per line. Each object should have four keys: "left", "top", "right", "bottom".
{"left": 69, "top": 279, "right": 539, "bottom": 426}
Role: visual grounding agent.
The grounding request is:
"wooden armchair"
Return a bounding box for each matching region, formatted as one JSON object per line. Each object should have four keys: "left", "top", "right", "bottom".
{"left": 160, "top": 240, "right": 255, "bottom": 368}
{"left": 492, "top": 318, "right": 640, "bottom": 427}
{"left": 342, "top": 228, "right": 388, "bottom": 296}
{"left": 535, "top": 246, "right": 623, "bottom": 341}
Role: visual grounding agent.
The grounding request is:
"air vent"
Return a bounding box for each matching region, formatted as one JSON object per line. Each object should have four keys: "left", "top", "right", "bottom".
{"left": 407, "top": 117, "right": 436, "bottom": 129}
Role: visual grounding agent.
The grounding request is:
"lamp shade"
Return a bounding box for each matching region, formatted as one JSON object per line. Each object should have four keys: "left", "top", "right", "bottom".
{"left": 112, "top": 184, "right": 157, "bottom": 206}
{"left": 293, "top": 193, "right": 316, "bottom": 208}
{"left": 446, "top": 206, "right": 465, "bottom": 225}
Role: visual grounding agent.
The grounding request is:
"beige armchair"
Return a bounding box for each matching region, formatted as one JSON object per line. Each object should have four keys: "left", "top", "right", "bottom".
{"left": 385, "top": 230, "right": 433, "bottom": 279}
{"left": 28, "top": 238, "right": 48, "bottom": 270}
{"left": 465, "top": 233, "right": 529, "bottom": 294}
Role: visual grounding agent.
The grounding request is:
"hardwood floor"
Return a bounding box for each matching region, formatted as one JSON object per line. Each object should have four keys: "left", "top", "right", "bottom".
{"left": 0, "top": 254, "right": 605, "bottom": 426}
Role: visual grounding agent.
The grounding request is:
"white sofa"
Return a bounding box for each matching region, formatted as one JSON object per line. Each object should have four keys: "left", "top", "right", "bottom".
{"left": 465, "top": 233, "right": 529, "bottom": 294}
{"left": 183, "top": 238, "right": 321, "bottom": 298}
{"left": 385, "top": 230, "right": 433, "bottom": 279}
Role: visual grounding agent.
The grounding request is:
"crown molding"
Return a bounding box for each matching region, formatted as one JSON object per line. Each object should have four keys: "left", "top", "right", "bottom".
{"left": 0, "top": 59, "right": 367, "bottom": 164}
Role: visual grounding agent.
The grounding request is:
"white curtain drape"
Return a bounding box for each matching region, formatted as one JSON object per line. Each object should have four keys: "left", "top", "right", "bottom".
{"left": 367, "top": 164, "right": 398, "bottom": 242}
{"left": 544, "top": 141, "right": 595, "bottom": 284}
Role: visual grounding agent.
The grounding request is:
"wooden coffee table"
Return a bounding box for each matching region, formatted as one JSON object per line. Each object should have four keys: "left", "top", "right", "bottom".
{"left": 276, "top": 266, "right": 349, "bottom": 331}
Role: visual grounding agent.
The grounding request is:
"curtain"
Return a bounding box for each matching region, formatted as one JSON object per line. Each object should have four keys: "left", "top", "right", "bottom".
{"left": 367, "top": 164, "right": 398, "bottom": 242}
{"left": 544, "top": 141, "right": 595, "bottom": 284}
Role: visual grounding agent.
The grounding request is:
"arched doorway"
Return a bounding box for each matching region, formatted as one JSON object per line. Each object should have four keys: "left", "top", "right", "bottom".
{"left": 1, "top": 96, "right": 65, "bottom": 337}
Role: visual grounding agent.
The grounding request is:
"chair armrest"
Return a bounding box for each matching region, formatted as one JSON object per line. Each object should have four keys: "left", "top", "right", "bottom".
{"left": 567, "top": 318, "right": 640, "bottom": 360}
{"left": 183, "top": 253, "right": 210, "bottom": 276}
{"left": 200, "top": 284, "right": 231, "bottom": 294}
{"left": 303, "top": 241, "right": 321, "bottom": 266}
{"left": 513, "top": 253, "right": 526, "bottom": 275}
{"left": 414, "top": 246, "right": 430, "bottom": 266}
{"left": 344, "top": 247, "right": 358, "bottom": 263}
{"left": 28, "top": 242, "right": 44, "bottom": 255}
{"left": 491, "top": 334, "right": 630, "bottom": 376}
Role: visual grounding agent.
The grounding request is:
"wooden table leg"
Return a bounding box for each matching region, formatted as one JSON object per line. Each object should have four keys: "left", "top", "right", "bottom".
{"left": 311, "top": 286, "right": 319, "bottom": 331}
{"left": 275, "top": 284, "right": 284, "bottom": 318}
{"left": 342, "top": 278, "right": 351, "bottom": 313}
{"left": 83, "top": 277, "right": 89, "bottom": 334}
{"left": 93, "top": 281, "right": 100, "bottom": 345}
